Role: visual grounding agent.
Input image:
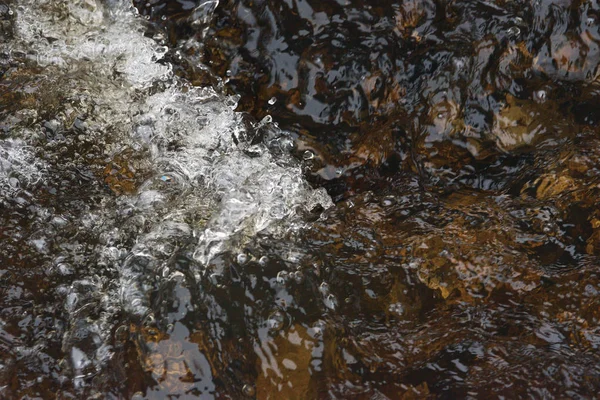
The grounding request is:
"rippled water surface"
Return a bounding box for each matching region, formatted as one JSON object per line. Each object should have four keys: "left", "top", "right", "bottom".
{"left": 2, "top": 0, "right": 600, "bottom": 398}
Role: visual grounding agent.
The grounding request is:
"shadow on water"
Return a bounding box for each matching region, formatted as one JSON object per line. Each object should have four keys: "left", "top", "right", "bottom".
{"left": 2, "top": 0, "right": 600, "bottom": 398}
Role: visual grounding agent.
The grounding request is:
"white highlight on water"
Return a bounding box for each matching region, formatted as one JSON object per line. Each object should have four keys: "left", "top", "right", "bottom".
{"left": 4, "top": 0, "right": 332, "bottom": 387}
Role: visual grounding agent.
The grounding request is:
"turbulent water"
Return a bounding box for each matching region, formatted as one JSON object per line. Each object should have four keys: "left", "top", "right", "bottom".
{"left": 1, "top": 1, "right": 331, "bottom": 398}
{"left": 2, "top": 0, "right": 600, "bottom": 399}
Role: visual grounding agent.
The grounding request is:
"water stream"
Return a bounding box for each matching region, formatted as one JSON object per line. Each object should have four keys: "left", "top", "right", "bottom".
{"left": 2, "top": 0, "right": 600, "bottom": 398}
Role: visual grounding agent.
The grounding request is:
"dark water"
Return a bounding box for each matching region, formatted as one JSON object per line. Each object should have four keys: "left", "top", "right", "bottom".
{"left": 2, "top": 0, "right": 600, "bottom": 398}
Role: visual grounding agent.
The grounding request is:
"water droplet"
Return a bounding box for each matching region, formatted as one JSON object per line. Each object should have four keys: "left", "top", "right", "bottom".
{"left": 258, "top": 256, "right": 268, "bottom": 266}
{"left": 268, "top": 97, "right": 277, "bottom": 105}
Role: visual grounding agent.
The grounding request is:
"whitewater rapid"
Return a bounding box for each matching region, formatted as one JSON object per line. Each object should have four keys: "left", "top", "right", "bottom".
{"left": 1, "top": 0, "right": 331, "bottom": 394}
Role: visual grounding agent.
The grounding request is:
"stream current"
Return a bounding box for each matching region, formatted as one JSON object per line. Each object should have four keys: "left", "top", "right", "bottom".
{"left": 2, "top": 0, "right": 600, "bottom": 398}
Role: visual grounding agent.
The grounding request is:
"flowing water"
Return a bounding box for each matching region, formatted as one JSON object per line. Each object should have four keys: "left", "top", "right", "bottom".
{"left": 1, "top": 0, "right": 600, "bottom": 398}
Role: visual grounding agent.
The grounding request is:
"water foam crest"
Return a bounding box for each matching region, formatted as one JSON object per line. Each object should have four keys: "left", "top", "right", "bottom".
{"left": 0, "top": 138, "right": 44, "bottom": 199}
{"left": 135, "top": 86, "right": 332, "bottom": 265}
{"left": 14, "top": 0, "right": 171, "bottom": 87}
{"left": 4, "top": 0, "right": 332, "bottom": 383}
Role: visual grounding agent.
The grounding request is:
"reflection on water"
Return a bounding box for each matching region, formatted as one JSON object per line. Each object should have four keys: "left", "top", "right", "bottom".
{"left": 2, "top": 0, "right": 600, "bottom": 398}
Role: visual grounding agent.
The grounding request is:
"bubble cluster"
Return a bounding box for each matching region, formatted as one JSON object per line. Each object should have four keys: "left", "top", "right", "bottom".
{"left": 1, "top": 0, "right": 332, "bottom": 396}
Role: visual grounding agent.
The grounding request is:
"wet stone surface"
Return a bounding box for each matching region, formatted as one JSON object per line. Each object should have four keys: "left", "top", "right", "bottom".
{"left": 2, "top": 0, "right": 600, "bottom": 399}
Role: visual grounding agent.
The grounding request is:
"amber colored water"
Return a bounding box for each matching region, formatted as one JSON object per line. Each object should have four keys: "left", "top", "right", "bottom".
{"left": 2, "top": 0, "right": 600, "bottom": 398}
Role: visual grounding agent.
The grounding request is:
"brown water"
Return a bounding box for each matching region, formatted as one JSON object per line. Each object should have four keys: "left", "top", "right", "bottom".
{"left": 2, "top": 0, "right": 600, "bottom": 398}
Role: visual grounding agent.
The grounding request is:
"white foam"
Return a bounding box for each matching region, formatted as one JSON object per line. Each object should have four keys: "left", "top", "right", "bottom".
{"left": 14, "top": 0, "right": 171, "bottom": 87}
{"left": 5, "top": 0, "right": 332, "bottom": 384}
{"left": 133, "top": 86, "right": 332, "bottom": 265}
{"left": 0, "top": 138, "right": 44, "bottom": 199}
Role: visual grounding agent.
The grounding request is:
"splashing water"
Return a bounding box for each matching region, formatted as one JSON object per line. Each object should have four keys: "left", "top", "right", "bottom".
{"left": 1, "top": 0, "right": 330, "bottom": 397}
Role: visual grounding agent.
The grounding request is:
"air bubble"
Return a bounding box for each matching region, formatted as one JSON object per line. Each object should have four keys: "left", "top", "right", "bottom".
{"left": 507, "top": 26, "right": 521, "bottom": 38}
{"left": 380, "top": 196, "right": 396, "bottom": 207}
{"left": 324, "top": 294, "right": 338, "bottom": 310}
{"left": 276, "top": 270, "right": 289, "bottom": 284}
{"left": 259, "top": 115, "right": 273, "bottom": 125}
{"left": 267, "top": 311, "right": 285, "bottom": 331}
{"left": 303, "top": 150, "right": 315, "bottom": 160}
{"left": 534, "top": 90, "right": 547, "bottom": 103}
{"left": 242, "top": 384, "right": 256, "bottom": 397}
{"left": 57, "top": 263, "right": 73, "bottom": 275}
{"left": 237, "top": 253, "right": 248, "bottom": 264}
{"left": 452, "top": 57, "right": 465, "bottom": 70}
{"left": 210, "top": 273, "right": 224, "bottom": 287}
{"left": 319, "top": 282, "right": 330, "bottom": 293}
{"left": 278, "top": 138, "right": 295, "bottom": 151}
{"left": 268, "top": 97, "right": 277, "bottom": 105}
{"left": 309, "top": 321, "right": 326, "bottom": 339}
